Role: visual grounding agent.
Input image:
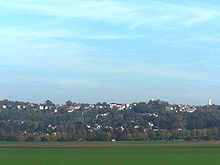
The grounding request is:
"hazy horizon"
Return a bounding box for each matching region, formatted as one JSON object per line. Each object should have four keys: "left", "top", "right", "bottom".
{"left": 0, "top": 0, "right": 220, "bottom": 105}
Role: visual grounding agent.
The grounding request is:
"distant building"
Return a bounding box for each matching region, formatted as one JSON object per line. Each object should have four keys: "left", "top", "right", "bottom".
{"left": 2, "top": 105, "right": 6, "bottom": 109}
{"left": 208, "top": 98, "right": 212, "bottom": 106}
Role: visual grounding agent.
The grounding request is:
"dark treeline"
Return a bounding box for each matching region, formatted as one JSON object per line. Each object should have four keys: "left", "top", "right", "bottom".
{"left": 0, "top": 99, "right": 220, "bottom": 142}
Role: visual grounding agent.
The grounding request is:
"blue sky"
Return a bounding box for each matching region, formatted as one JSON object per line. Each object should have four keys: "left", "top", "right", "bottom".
{"left": 0, "top": 0, "right": 220, "bottom": 105}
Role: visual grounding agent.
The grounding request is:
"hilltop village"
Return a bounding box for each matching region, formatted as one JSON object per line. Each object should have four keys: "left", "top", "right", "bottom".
{"left": 0, "top": 99, "right": 219, "bottom": 142}
{"left": 0, "top": 99, "right": 197, "bottom": 113}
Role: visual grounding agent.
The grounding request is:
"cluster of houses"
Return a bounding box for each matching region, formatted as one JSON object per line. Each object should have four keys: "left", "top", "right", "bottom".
{"left": 0, "top": 99, "right": 197, "bottom": 113}
{"left": 0, "top": 100, "right": 132, "bottom": 112}
{"left": 165, "top": 104, "right": 197, "bottom": 113}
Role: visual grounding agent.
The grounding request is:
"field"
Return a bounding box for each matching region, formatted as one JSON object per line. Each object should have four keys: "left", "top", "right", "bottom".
{"left": 0, "top": 141, "right": 220, "bottom": 165}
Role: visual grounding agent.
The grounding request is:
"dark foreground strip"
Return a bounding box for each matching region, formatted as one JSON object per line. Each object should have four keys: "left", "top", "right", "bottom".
{"left": 0, "top": 142, "right": 220, "bottom": 148}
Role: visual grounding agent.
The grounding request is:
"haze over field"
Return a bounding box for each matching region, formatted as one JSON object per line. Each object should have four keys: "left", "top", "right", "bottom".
{"left": 0, "top": 0, "right": 220, "bottom": 104}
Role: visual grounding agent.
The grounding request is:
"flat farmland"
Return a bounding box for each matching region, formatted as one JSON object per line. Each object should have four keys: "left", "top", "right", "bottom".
{"left": 0, "top": 141, "right": 220, "bottom": 165}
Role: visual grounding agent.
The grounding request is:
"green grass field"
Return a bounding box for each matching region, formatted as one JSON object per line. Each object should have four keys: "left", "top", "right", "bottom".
{"left": 0, "top": 142, "right": 220, "bottom": 165}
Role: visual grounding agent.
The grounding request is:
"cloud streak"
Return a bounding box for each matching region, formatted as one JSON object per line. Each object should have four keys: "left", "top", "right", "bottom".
{"left": 0, "top": 0, "right": 141, "bottom": 24}
{"left": 0, "top": 27, "right": 142, "bottom": 41}
{"left": 1, "top": 0, "right": 219, "bottom": 28}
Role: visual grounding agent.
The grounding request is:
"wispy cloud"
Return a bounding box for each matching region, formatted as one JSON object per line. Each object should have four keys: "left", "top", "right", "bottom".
{"left": 1, "top": 0, "right": 219, "bottom": 29}
{"left": 0, "top": 0, "right": 141, "bottom": 24}
{"left": 138, "top": 1, "right": 219, "bottom": 29}
{"left": 130, "top": 15, "right": 180, "bottom": 29}
{"left": 172, "top": 35, "right": 220, "bottom": 44}
{"left": 63, "top": 59, "right": 220, "bottom": 86}
{"left": 0, "top": 27, "right": 142, "bottom": 41}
